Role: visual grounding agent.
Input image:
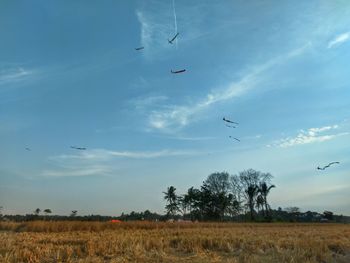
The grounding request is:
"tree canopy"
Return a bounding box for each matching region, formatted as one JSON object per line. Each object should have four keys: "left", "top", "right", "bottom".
{"left": 163, "top": 169, "right": 276, "bottom": 221}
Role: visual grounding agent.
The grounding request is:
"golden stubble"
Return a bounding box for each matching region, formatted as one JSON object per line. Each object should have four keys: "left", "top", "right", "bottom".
{"left": 0, "top": 222, "right": 349, "bottom": 262}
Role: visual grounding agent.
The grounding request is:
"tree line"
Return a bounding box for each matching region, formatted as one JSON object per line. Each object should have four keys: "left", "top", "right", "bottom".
{"left": 163, "top": 169, "right": 350, "bottom": 223}
{"left": 164, "top": 169, "right": 276, "bottom": 221}
{"left": 1, "top": 168, "right": 349, "bottom": 223}
{"left": 2, "top": 209, "right": 348, "bottom": 223}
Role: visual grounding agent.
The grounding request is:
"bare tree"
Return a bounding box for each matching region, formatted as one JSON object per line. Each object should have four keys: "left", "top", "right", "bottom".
{"left": 237, "top": 169, "right": 273, "bottom": 221}
{"left": 245, "top": 185, "right": 259, "bottom": 220}
{"left": 258, "top": 182, "right": 275, "bottom": 217}
{"left": 203, "top": 172, "right": 230, "bottom": 195}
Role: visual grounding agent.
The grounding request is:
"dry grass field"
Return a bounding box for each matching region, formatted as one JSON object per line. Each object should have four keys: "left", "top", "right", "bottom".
{"left": 0, "top": 221, "right": 349, "bottom": 263}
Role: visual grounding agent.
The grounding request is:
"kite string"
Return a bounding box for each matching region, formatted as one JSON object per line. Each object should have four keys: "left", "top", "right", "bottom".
{"left": 172, "top": 0, "right": 178, "bottom": 48}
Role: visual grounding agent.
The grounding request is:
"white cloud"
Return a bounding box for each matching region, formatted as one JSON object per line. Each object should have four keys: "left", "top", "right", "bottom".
{"left": 42, "top": 165, "right": 111, "bottom": 178}
{"left": 307, "top": 125, "right": 338, "bottom": 136}
{"left": 327, "top": 32, "right": 350, "bottom": 48}
{"left": 165, "top": 135, "right": 216, "bottom": 141}
{"left": 135, "top": 2, "right": 224, "bottom": 58}
{"left": 271, "top": 125, "right": 348, "bottom": 148}
{"left": 147, "top": 44, "right": 310, "bottom": 132}
{"left": 50, "top": 148, "right": 201, "bottom": 162}
{"left": 136, "top": 9, "right": 172, "bottom": 57}
{"left": 45, "top": 148, "right": 201, "bottom": 177}
{"left": 136, "top": 10, "right": 152, "bottom": 49}
{"left": 0, "top": 67, "right": 34, "bottom": 85}
{"left": 147, "top": 66, "right": 261, "bottom": 131}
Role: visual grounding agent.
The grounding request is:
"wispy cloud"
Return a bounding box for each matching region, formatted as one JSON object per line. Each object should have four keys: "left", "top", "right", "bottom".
{"left": 135, "top": 2, "right": 221, "bottom": 59}
{"left": 269, "top": 125, "right": 349, "bottom": 148}
{"left": 161, "top": 135, "right": 216, "bottom": 141}
{"left": 242, "top": 134, "right": 262, "bottom": 140}
{"left": 136, "top": 10, "right": 152, "bottom": 49}
{"left": 45, "top": 148, "right": 200, "bottom": 177}
{"left": 136, "top": 9, "right": 172, "bottom": 57}
{"left": 135, "top": 1, "right": 249, "bottom": 57}
{"left": 130, "top": 95, "right": 169, "bottom": 110}
{"left": 327, "top": 32, "right": 350, "bottom": 49}
{"left": 50, "top": 148, "right": 201, "bottom": 162}
{"left": 0, "top": 67, "right": 34, "bottom": 86}
{"left": 147, "top": 44, "right": 310, "bottom": 132}
{"left": 42, "top": 165, "right": 111, "bottom": 178}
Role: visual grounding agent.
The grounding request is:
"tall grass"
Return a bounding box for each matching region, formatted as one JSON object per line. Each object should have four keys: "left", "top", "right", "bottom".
{"left": 0, "top": 221, "right": 349, "bottom": 262}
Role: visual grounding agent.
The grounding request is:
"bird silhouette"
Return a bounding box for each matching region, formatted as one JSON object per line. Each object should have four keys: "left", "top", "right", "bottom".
{"left": 317, "top": 162, "right": 340, "bottom": 170}
{"left": 70, "top": 146, "right": 87, "bottom": 150}
{"left": 171, "top": 69, "right": 186, "bottom": 74}
{"left": 223, "top": 117, "right": 238, "bottom": 125}
{"left": 25, "top": 147, "right": 31, "bottom": 151}
{"left": 229, "top": 136, "right": 240, "bottom": 142}
{"left": 168, "top": 33, "right": 179, "bottom": 44}
{"left": 135, "top": 47, "right": 144, "bottom": 51}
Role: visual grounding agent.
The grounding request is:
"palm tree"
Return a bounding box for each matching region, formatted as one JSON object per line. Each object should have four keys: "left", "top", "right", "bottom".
{"left": 245, "top": 185, "right": 259, "bottom": 221}
{"left": 163, "top": 186, "right": 179, "bottom": 218}
{"left": 256, "top": 195, "right": 264, "bottom": 216}
{"left": 258, "top": 182, "right": 275, "bottom": 217}
{"left": 178, "top": 195, "right": 189, "bottom": 217}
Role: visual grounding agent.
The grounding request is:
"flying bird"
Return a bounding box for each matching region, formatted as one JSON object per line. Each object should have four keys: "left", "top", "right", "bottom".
{"left": 171, "top": 69, "right": 186, "bottom": 74}
{"left": 70, "top": 146, "right": 87, "bottom": 150}
{"left": 223, "top": 117, "right": 238, "bottom": 125}
{"left": 229, "top": 136, "right": 240, "bottom": 142}
{"left": 135, "top": 47, "right": 144, "bottom": 51}
{"left": 25, "top": 147, "right": 31, "bottom": 151}
{"left": 317, "top": 162, "right": 340, "bottom": 170}
{"left": 168, "top": 32, "right": 179, "bottom": 44}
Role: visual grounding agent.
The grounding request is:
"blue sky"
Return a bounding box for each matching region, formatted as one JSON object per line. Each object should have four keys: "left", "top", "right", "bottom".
{"left": 1, "top": 0, "right": 350, "bottom": 216}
